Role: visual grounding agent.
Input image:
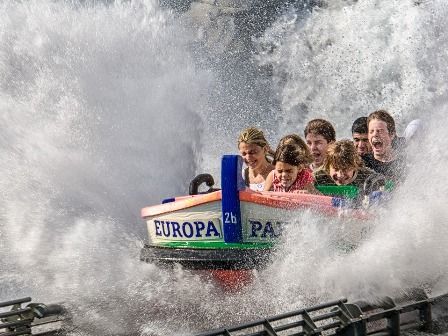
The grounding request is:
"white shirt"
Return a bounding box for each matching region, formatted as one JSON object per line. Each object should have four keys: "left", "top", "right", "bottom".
{"left": 249, "top": 182, "right": 265, "bottom": 191}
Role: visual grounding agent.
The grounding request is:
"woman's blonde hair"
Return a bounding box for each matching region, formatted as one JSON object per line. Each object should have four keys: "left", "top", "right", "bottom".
{"left": 238, "top": 127, "right": 274, "bottom": 160}
{"left": 323, "top": 140, "right": 363, "bottom": 173}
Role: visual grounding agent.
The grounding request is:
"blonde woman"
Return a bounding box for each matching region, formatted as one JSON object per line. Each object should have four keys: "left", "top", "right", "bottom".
{"left": 238, "top": 127, "right": 274, "bottom": 191}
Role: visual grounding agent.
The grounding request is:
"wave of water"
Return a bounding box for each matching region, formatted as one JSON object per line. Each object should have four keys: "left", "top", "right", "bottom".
{"left": 254, "top": 0, "right": 448, "bottom": 304}
{"left": 1, "top": 0, "right": 448, "bottom": 335}
{"left": 0, "top": 0, "right": 211, "bottom": 333}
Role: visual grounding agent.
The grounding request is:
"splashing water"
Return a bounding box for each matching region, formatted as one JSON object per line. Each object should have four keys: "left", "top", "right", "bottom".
{"left": 254, "top": 0, "right": 448, "bottom": 302}
{"left": 1, "top": 0, "right": 448, "bottom": 335}
{"left": 0, "top": 0, "right": 213, "bottom": 333}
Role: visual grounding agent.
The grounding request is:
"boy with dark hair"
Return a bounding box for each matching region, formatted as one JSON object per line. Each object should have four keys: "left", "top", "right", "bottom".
{"left": 351, "top": 116, "right": 371, "bottom": 156}
{"left": 304, "top": 119, "right": 336, "bottom": 171}
{"left": 362, "top": 110, "right": 406, "bottom": 184}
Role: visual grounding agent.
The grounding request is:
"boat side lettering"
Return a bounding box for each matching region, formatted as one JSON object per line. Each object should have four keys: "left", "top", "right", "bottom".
{"left": 224, "top": 212, "right": 238, "bottom": 224}
{"left": 152, "top": 219, "right": 222, "bottom": 240}
{"left": 247, "top": 219, "right": 288, "bottom": 239}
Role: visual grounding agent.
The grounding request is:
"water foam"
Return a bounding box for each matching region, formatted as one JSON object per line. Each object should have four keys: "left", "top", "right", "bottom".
{"left": 0, "top": 0, "right": 210, "bottom": 324}
{"left": 1, "top": 0, "right": 448, "bottom": 335}
{"left": 253, "top": 0, "right": 448, "bottom": 301}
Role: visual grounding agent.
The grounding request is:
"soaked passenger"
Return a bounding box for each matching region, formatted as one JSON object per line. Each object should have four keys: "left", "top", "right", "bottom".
{"left": 304, "top": 119, "right": 336, "bottom": 172}
{"left": 362, "top": 110, "right": 406, "bottom": 185}
{"left": 314, "top": 140, "right": 385, "bottom": 196}
{"left": 351, "top": 117, "right": 371, "bottom": 156}
{"left": 238, "top": 127, "right": 274, "bottom": 191}
{"left": 264, "top": 144, "right": 316, "bottom": 193}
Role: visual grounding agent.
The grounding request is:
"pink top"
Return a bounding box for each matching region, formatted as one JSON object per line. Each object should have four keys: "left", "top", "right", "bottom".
{"left": 272, "top": 168, "right": 314, "bottom": 192}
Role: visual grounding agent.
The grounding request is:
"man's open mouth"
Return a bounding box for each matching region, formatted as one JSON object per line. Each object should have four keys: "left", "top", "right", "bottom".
{"left": 371, "top": 138, "right": 383, "bottom": 150}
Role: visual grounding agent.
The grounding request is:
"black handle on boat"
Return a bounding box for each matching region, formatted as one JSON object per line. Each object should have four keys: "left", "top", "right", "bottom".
{"left": 189, "top": 174, "right": 218, "bottom": 195}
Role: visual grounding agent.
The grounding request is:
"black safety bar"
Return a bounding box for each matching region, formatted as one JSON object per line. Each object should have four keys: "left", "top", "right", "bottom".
{"left": 0, "top": 297, "right": 66, "bottom": 336}
{"left": 195, "top": 293, "right": 448, "bottom": 336}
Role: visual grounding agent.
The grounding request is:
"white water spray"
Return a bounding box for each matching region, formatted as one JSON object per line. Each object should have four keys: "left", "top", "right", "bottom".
{"left": 1, "top": 0, "right": 448, "bottom": 335}
{"left": 254, "top": 0, "right": 448, "bottom": 302}
{"left": 0, "top": 0, "right": 213, "bottom": 333}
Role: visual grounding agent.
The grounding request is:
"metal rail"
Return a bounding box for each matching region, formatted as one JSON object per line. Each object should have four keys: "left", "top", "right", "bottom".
{"left": 0, "top": 298, "right": 66, "bottom": 336}
{"left": 194, "top": 292, "right": 448, "bottom": 336}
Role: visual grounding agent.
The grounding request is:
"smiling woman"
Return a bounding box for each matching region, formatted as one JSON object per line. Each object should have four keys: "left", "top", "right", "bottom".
{"left": 237, "top": 127, "right": 274, "bottom": 191}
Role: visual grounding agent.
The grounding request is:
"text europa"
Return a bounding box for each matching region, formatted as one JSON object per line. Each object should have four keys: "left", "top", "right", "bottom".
{"left": 154, "top": 220, "right": 221, "bottom": 238}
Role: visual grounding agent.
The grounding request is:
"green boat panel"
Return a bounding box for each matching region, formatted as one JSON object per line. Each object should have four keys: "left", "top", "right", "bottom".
{"left": 385, "top": 180, "right": 394, "bottom": 191}
{"left": 316, "top": 185, "right": 359, "bottom": 199}
{"left": 150, "top": 241, "right": 274, "bottom": 249}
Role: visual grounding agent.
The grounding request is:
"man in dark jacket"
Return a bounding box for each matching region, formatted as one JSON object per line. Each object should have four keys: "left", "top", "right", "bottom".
{"left": 362, "top": 110, "right": 406, "bottom": 185}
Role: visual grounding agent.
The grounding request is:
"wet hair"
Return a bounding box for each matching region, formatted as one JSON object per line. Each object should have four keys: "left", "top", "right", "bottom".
{"left": 351, "top": 117, "right": 368, "bottom": 134}
{"left": 238, "top": 127, "right": 274, "bottom": 160}
{"left": 277, "top": 134, "right": 313, "bottom": 165}
{"left": 323, "top": 140, "right": 363, "bottom": 173}
{"left": 304, "top": 119, "right": 336, "bottom": 143}
{"left": 278, "top": 134, "right": 307, "bottom": 149}
{"left": 273, "top": 144, "right": 312, "bottom": 167}
{"left": 367, "top": 110, "right": 396, "bottom": 135}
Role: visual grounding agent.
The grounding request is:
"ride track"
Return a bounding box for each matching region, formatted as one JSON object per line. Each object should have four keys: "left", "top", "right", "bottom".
{"left": 2, "top": 291, "right": 448, "bottom": 336}
{"left": 194, "top": 290, "right": 448, "bottom": 336}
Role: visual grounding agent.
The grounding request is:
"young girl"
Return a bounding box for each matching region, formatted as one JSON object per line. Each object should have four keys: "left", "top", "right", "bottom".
{"left": 238, "top": 127, "right": 275, "bottom": 191}
{"left": 264, "top": 144, "right": 316, "bottom": 193}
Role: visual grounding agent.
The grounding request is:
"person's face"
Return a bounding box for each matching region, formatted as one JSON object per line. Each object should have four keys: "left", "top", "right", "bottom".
{"left": 275, "top": 162, "right": 300, "bottom": 189}
{"left": 306, "top": 133, "right": 330, "bottom": 167}
{"left": 368, "top": 119, "right": 394, "bottom": 159}
{"left": 238, "top": 142, "right": 267, "bottom": 170}
{"left": 352, "top": 132, "right": 371, "bottom": 156}
{"left": 329, "top": 166, "right": 356, "bottom": 185}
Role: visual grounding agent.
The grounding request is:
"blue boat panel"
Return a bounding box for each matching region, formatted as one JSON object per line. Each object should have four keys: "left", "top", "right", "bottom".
{"left": 221, "top": 155, "right": 244, "bottom": 243}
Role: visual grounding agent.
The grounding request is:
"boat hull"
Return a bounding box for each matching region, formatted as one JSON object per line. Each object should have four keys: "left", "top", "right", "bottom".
{"left": 140, "top": 243, "right": 273, "bottom": 269}
{"left": 140, "top": 156, "right": 371, "bottom": 271}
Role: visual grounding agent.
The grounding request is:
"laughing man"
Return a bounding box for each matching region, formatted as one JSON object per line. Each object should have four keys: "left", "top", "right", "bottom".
{"left": 362, "top": 110, "right": 406, "bottom": 185}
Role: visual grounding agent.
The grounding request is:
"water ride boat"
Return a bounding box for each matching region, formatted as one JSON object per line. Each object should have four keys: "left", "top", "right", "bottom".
{"left": 140, "top": 155, "right": 373, "bottom": 273}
